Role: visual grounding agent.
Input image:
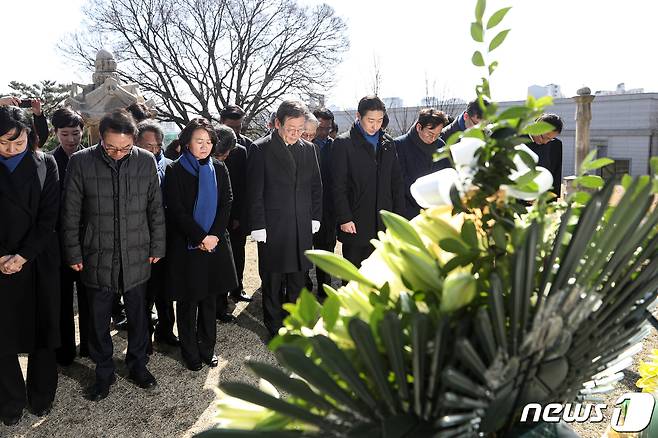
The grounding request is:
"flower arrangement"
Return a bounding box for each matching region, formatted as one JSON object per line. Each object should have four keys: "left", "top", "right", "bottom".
{"left": 199, "top": 1, "right": 658, "bottom": 436}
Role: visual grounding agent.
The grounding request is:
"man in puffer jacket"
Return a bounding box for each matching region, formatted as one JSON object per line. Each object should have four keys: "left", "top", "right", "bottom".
{"left": 61, "top": 109, "right": 165, "bottom": 401}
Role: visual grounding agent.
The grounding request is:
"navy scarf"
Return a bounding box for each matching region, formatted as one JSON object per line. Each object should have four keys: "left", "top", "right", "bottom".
{"left": 179, "top": 150, "right": 218, "bottom": 238}
{"left": 457, "top": 112, "right": 467, "bottom": 131}
{"left": 0, "top": 148, "right": 28, "bottom": 173}
{"left": 356, "top": 121, "right": 380, "bottom": 150}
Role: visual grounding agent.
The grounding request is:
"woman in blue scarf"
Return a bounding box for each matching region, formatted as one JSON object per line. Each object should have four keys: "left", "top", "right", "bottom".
{"left": 0, "top": 106, "right": 60, "bottom": 425}
{"left": 163, "top": 118, "right": 237, "bottom": 371}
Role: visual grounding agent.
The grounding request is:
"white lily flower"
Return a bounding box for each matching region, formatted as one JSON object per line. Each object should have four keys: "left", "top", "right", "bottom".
{"left": 410, "top": 137, "right": 553, "bottom": 207}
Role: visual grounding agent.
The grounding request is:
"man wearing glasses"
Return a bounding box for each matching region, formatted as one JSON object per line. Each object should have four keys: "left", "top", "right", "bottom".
{"left": 61, "top": 109, "right": 166, "bottom": 401}
{"left": 247, "top": 100, "right": 322, "bottom": 338}
{"left": 440, "top": 98, "right": 489, "bottom": 143}
{"left": 527, "top": 113, "right": 564, "bottom": 198}
{"left": 135, "top": 120, "right": 179, "bottom": 350}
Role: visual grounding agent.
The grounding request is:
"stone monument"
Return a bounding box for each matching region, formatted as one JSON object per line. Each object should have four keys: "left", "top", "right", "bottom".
{"left": 573, "top": 87, "right": 595, "bottom": 174}
{"left": 66, "top": 49, "right": 154, "bottom": 143}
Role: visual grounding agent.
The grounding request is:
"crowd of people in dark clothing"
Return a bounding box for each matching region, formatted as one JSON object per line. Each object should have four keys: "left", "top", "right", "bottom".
{"left": 0, "top": 94, "right": 563, "bottom": 426}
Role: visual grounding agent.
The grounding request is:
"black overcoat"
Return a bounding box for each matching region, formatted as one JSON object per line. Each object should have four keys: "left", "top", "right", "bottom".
{"left": 247, "top": 131, "right": 322, "bottom": 273}
{"left": 163, "top": 157, "right": 238, "bottom": 302}
{"left": 0, "top": 151, "right": 61, "bottom": 353}
{"left": 331, "top": 123, "right": 405, "bottom": 246}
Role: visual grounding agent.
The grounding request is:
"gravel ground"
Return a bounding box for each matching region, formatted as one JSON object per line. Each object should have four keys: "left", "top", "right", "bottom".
{"left": 1, "top": 240, "right": 653, "bottom": 437}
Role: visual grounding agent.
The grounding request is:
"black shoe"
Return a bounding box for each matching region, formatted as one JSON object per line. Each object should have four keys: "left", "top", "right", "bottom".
{"left": 29, "top": 403, "right": 52, "bottom": 417}
{"left": 85, "top": 375, "right": 116, "bottom": 401}
{"left": 154, "top": 332, "right": 180, "bottom": 346}
{"left": 216, "top": 313, "right": 235, "bottom": 323}
{"left": 230, "top": 290, "right": 253, "bottom": 303}
{"left": 202, "top": 354, "right": 219, "bottom": 368}
{"left": 128, "top": 368, "right": 157, "bottom": 390}
{"left": 1, "top": 411, "right": 22, "bottom": 426}
{"left": 184, "top": 360, "right": 203, "bottom": 372}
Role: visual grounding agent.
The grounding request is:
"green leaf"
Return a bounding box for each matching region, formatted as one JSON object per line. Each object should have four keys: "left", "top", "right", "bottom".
{"left": 297, "top": 289, "right": 321, "bottom": 326}
{"left": 572, "top": 191, "right": 591, "bottom": 204}
{"left": 380, "top": 210, "right": 426, "bottom": 251}
{"left": 463, "top": 128, "right": 485, "bottom": 140}
{"left": 472, "top": 50, "right": 485, "bottom": 67}
{"left": 522, "top": 121, "right": 556, "bottom": 135}
{"left": 579, "top": 149, "right": 598, "bottom": 175}
{"left": 475, "top": 0, "right": 486, "bottom": 22}
{"left": 305, "top": 250, "right": 376, "bottom": 288}
{"left": 492, "top": 223, "right": 507, "bottom": 250}
{"left": 486, "top": 6, "right": 511, "bottom": 29}
{"left": 583, "top": 158, "right": 615, "bottom": 172}
{"left": 461, "top": 220, "right": 479, "bottom": 248}
{"left": 320, "top": 294, "right": 340, "bottom": 331}
{"left": 488, "top": 61, "right": 498, "bottom": 75}
{"left": 516, "top": 149, "right": 537, "bottom": 169}
{"left": 378, "top": 312, "right": 410, "bottom": 402}
{"left": 471, "top": 22, "right": 484, "bottom": 42}
{"left": 497, "top": 106, "right": 531, "bottom": 120}
{"left": 578, "top": 175, "right": 605, "bottom": 189}
{"left": 219, "top": 381, "right": 326, "bottom": 428}
{"left": 535, "top": 95, "right": 554, "bottom": 108}
{"left": 514, "top": 169, "right": 540, "bottom": 186}
{"left": 622, "top": 174, "right": 633, "bottom": 189}
{"left": 488, "top": 29, "right": 510, "bottom": 52}
{"left": 651, "top": 156, "right": 658, "bottom": 175}
{"left": 440, "top": 238, "right": 470, "bottom": 255}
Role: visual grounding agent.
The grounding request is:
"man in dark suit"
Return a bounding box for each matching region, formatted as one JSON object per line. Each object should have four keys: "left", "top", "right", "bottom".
{"left": 219, "top": 106, "right": 253, "bottom": 304}
{"left": 331, "top": 95, "right": 405, "bottom": 269}
{"left": 247, "top": 100, "right": 322, "bottom": 337}
{"left": 440, "top": 98, "right": 489, "bottom": 143}
{"left": 527, "top": 113, "right": 564, "bottom": 198}
{"left": 395, "top": 108, "right": 450, "bottom": 220}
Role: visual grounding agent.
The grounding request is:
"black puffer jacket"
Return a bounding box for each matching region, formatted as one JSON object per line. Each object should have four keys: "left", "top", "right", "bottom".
{"left": 61, "top": 144, "right": 166, "bottom": 292}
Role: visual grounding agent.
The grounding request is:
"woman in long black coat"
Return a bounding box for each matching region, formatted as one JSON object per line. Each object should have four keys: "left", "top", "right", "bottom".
{"left": 164, "top": 118, "right": 237, "bottom": 371}
{"left": 0, "top": 106, "right": 60, "bottom": 425}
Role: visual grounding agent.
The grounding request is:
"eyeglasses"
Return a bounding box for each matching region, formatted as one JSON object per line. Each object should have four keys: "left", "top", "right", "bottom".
{"left": 284, "top": 127, "right": 305, "bottom": 135}
{"left": 104, "top": 144, "right": 133, "bottom": 153}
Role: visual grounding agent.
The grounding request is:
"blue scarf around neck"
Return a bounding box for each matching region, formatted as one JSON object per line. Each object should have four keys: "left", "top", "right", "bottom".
{"left": 179, "top": 150, "right": 218, "bottom": 240}
{"left": 457, "top": 112, "right": 467, "bottom": 131}
{"left": 0, "top": 148, "right": 29, "bottom": 173}
{"left": 356, "top": 121, "right": 380, "bottom": 150}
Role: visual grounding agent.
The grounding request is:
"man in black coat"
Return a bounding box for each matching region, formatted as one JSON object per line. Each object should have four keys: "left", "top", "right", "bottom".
{"left": 61, "top": 110, "right": 166, "bottom": 401}
{"left": 310, "top": 108, "right": 337, "bottom": 294}
{"left": 440, "top": 98, "right": 489, "bottom": 143}
{"left": 527, "top": 113, "right": 564, "bottom": 198}
{"left": 247, "top": 100, "right": 322, "bottom": 337}
{"left": 219, "top": 106, "right": 253, "bottom": 304}
{"left": 331, "top": 95, "right": 405, "bottom": 268}
{"left": 395, "top": 108, "right": 450, "bottom": 220}
{"left": 48, "top": 108, "right": 91, "bottom": 366}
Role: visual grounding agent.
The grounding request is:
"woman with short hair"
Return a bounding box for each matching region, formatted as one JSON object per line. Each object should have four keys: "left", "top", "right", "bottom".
{"left": 0, "top": 106, "right": 60, "bottom": 425}
{"left": 164, "top": 118, "right": 238, "bottom": 371}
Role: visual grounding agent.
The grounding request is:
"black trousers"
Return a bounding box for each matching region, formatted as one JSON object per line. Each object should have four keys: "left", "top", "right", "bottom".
{"left": 87, "top": 283, "right": 149, "bottom": 382}
{"left": 0, "top": 350, "right": 57, "bottom": 417}
{"left": 56, "top": 265, "right": 89, "bottom": 364}
{"left": 342, "top": 243, "right": 373, "bottom": 275}
{"left": 229, "top": 229, "right": 246, "bottom": 294}
{"left": 146, "top": 261, "right": 175, "bottom": 339}
{"left": 177, "top": 294, "right": 216, "bottom": 364}
{"left": 260, "top": 270, "right": 305, "bottom": 337}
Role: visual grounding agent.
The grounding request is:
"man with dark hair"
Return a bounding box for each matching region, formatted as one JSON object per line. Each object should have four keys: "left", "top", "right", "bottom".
{"left": 219, "top": 107, "right": 253, "bottom": 305}
{"left": 329, "top": 121, "right": 339, "bottom": 139}
{"left": 135, "top": 120, "right": 179, "bottom": 349}
{"left": 62, "top": 109, "right": 166, "bottom": 401}
{"left": 331, "top": 96, "right": 404, "bottom": 268}
{"left": 441, "top": 98, "right": 489, "bottom": 142}
{"left": 309, "top": 108, "right": 336, "bottom": 295}
{"left": 527, "top": 113, "right": 564, "bottom": 198}
{"left": 125, "top": 102, "right": 153, "bottom": 123}
{"left": 247, "top": 100, "right": 322, "bottom": 337}
{"left": 395, "top": 108, "right": 450, "bottom": 219}
{"left": 48, "top": 108, "right": 91, "bottom": 366}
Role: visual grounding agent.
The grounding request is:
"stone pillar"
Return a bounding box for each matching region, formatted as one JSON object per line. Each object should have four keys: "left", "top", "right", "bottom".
{"left": 573, "top": 87, "right": 595, "bottom": 174}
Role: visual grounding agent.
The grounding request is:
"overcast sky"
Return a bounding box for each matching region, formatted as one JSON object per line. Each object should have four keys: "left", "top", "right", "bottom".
{"left": 2, "top": 0, "right": 654, "bottom": 109}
